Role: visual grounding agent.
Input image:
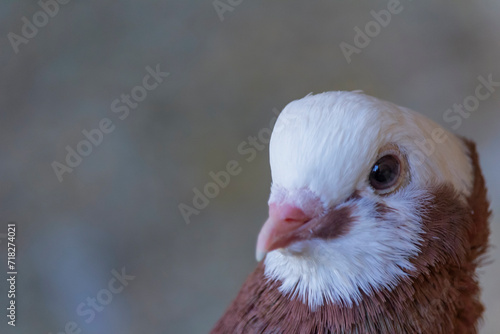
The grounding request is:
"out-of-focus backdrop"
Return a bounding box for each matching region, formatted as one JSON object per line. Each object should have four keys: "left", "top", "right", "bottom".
{"left": 0, "top": 1, "right": 499, "bottom": 333}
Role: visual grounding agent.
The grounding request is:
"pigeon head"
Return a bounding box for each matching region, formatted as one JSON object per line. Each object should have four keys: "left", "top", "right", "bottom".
{"left": 256, "top": 91, "right": 474, "bottom": 308}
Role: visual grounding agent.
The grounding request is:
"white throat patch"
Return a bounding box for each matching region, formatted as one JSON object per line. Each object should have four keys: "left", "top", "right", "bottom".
{"left": 263, "top": 91, "right": 473, "bottom": 309}
{"left": 264, "top": 186, "right": 430, "bottom": 309}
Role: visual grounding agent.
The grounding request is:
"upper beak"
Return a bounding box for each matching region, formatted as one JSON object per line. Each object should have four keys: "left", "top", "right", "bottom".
{"left": 255, "top": 203, "right": 312, "bottom": 261}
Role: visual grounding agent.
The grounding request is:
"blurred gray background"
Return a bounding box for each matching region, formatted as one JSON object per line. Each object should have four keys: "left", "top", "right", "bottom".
{"left": 0, "top": 1, "right": 499, "bottom": 333}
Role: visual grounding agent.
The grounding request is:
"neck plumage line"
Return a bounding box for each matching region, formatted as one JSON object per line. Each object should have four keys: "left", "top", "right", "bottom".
{"left": 211, "top": 140, "right": 490, "bottom": 334}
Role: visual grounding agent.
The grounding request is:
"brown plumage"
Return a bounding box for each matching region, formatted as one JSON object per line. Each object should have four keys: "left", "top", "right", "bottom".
{"left": 212, "top": 140, "right": 489, "bottom": 334}
{"left": 211, "top": 92, "right": 490, "bottom": 334}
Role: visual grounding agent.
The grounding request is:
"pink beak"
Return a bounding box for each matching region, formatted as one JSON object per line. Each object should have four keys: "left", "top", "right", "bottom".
{"left": 256, "top": 203, "right": 312, "bottom": 261}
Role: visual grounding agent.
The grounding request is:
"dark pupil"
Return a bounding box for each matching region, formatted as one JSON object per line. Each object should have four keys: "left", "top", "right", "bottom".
{"left": 370, "top": 156, "right": 399, "bottom": 189}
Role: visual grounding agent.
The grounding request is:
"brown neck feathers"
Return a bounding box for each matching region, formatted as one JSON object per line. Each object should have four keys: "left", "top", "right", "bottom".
{"left": 211, "top": 140, "right": 490, "bottom": 334}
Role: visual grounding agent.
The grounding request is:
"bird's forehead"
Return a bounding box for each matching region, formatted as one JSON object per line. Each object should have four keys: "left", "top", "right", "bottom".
{"left": 269, "top": 92, "right": 399, "bottom": 206}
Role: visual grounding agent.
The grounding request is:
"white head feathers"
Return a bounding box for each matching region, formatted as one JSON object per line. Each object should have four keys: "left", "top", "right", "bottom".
{"left": 263, "top": 91, "right": 473, "bottom": 308}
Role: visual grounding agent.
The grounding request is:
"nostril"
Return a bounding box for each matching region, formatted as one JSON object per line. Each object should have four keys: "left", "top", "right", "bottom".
{"left": 268, "top": 203, "right": 314, "bottom": 225}
{"left": 275, "top": 204, "right": 311, "bottom": 224}
{"left": 259, "top": 199, "right": 319, "bottom": 255}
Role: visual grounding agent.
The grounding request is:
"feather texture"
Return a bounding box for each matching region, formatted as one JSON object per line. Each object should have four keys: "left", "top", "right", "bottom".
{"left": 211, "top": 92, "right": 490, "bottom": 333}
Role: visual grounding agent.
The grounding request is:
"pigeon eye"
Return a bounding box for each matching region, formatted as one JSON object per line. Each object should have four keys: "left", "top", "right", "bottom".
{"left": 369, "top": 155, "right": 401, "bottom": 193}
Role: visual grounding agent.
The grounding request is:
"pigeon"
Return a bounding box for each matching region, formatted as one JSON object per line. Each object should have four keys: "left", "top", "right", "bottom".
{"left": 211, "top": 91, "right": 490, "bottom": 334}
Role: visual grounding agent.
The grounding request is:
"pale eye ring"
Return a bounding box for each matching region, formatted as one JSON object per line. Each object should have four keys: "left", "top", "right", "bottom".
{"left": 369, "top": 155, "right": 401, "bottom": 194}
